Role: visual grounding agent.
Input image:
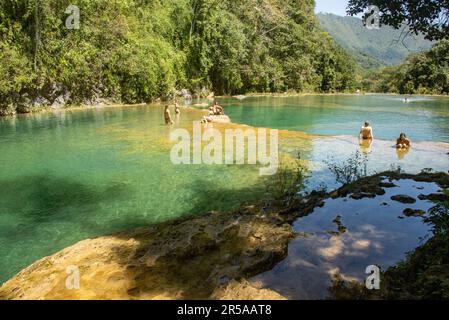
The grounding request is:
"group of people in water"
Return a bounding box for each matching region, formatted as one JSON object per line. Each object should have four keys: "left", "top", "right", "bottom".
{"left": 165, "top": 104, "right": 412, "bottom": 151}
{"left": 200, "top": 101, "right": 225, "bottom": 123}
{"left": 164, "top": 101, "right": 226, "bottom": 125}
{"left": 164, "top": 103, "right": 181, "bottom": 125}
{"left": 359, "top": 121, "right": 411, "bottom": 150}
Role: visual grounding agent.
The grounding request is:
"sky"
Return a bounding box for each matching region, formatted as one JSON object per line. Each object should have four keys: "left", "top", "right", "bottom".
{"left": 314, "top": 0, "right": 349, "bottom": 16}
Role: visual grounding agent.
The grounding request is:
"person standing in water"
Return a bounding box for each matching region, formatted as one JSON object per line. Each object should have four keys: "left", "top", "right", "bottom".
{"left": 359, "top": 121, "right": 374, "bottom": 140}
{"left": 164, "top": 105, "right": 174, "bottom": 125}
{"left": 359, "top": 121, "right": 374, "bottom": 153}
{"left": 396, "top": 133, "right": 411, "bottom": 149}
{"left": 174, "top": 102, "right": 181, "bottom": 124}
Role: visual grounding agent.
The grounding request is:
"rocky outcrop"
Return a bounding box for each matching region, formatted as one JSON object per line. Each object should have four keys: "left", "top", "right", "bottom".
{"left": 0, "top": 207, "right": 293, "bottom": 300}
{"left": 332, "top": 171, "right": 449, "bottom": 201}
{"left": 211, "top": 280, "right": 286, "bottom": 300}
{"left": 0, "top": 107, "right": 16, "bottom": 117}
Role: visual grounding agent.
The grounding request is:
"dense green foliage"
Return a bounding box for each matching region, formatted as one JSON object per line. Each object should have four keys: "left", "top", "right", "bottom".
{"left": 316, "top": 13, "right": 433, "bottom": 68}
{"left": 365, "top": 40, "right": 449, "bottom": 94}
{"left": 0, "top": 0, "right": 357, "bottom": 114}
{"left": 347, "top": 0, "right": 449, "bottom": 41}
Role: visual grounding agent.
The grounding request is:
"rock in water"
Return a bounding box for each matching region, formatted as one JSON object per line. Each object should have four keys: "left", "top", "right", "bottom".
{"left": 391, "top": 195, "right": 417, "bottom": 204}
{"left": 403, "top": 208, "right": 426, "bottom": 217}
{"left": 209, "top": 115, "right": 231, "bottom": 124}
{"left": 418, "top": 193, "right": 449, "bottom": 202}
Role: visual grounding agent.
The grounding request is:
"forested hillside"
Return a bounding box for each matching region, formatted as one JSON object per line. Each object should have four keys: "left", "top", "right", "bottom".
{"left": 316, "top": 13, "right": 433, "bottom": 68}
{"left": 0, "top": 0, "right": 356, "bottom": 115}
{"left": 368, "top": 40, "right": 449, "bottom": 94}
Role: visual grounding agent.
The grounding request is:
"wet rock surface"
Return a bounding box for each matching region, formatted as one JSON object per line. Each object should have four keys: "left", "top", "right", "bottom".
{"left": 403, "top": 208, "right": 426, "bottom": 217}
{"left": 391, "top": 195, "right": 417, "bottom": 204}
{"left": 0, "top": 207, "right": 294, "bottom": 300}
{"left": 333, "top": 171, "right": 449, "bottom": 203}
{"left": 418, "top": 193, "right": 449, "bottom": 202}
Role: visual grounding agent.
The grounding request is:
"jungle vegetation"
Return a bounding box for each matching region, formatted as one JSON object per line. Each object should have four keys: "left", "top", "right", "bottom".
{"left": 0, "top": 0, "right": 357, "bottom": 114}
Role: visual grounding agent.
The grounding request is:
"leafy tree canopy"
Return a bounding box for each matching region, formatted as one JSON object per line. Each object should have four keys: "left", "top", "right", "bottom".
{"left": 0, "top": 0, "right": 357, "bottom": 113}
{"left": 347, "top": 0, "right": 449, "bottom": 41}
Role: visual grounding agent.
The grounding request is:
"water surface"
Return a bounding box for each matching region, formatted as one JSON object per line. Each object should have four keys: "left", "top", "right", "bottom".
{"left": 252, "top": 179, "right": 442, "bottom": 299}
{"left": 224, "top": 95, "right": 449, "bottom": 142}
{"left": 0, "top": 95, "right": 448, "bottom": 285}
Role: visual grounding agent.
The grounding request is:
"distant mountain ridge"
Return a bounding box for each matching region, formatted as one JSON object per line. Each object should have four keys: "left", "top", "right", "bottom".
{"left": 316, "top": 13, "right": 433, "bottom": 68}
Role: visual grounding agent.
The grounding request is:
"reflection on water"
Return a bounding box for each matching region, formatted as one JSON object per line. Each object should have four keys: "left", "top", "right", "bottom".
{"left": 359, "top": 139, "right": 373, "bottom": 154}
{"left": 396, "top": 148, "right": 410, "bottom": 160}
{"left": 251, "top": 179, "right": 442, "bottom": 299}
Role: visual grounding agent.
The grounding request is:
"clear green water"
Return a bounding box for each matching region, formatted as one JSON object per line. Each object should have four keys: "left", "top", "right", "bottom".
{"left": 1, "top": 95, "right": 448, "bottom": 284}
{"left": 0, "top": 106, "right": 265, "bottom": 283}
{"left": 223, "top": 95, "right": 449, "bottom": 142}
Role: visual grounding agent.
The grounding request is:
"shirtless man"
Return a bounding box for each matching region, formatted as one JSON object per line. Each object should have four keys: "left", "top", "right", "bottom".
{"left": 164, "top": 105, "right": 174, "bottom": 125}
{"left": 175, "top": 103, "right": 181, "bottom": 115}
{"left": 359, "top": 121, "right": 374, "bottom": 140}
{"left": 396, "top": 133, "right": 411, "bottom": 149}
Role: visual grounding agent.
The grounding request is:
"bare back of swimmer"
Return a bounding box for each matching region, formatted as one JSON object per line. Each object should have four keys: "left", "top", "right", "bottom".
{"left": 359, "top": 121, "right": 374, "bottom": 140}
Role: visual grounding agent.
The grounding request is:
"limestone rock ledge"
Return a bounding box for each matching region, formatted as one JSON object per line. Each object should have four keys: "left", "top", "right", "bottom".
{"left": 0, "top": 208, "right": 293, "bottom": 300}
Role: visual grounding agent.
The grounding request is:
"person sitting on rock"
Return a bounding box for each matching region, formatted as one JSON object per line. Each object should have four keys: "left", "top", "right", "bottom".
{"left": 201, "top": 114, "right": 214, "bottom": 123}
{"left": 396, "top": 133, "right": 411, "bottom": 149}
{"left": 212, "top": 101, "right": 224, "bottom": 115}
{"left": 200, "top": 107, "right": 214, "bottom": 123}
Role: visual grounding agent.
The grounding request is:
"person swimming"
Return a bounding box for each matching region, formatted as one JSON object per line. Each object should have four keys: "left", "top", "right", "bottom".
{"left": 359, "top": 121, "right": 374, "bottom": 140}
{"left": 164, "top": 105, "right": 174, "bottom": 125}
{"left": 175, "top": 103, "right": 181, "bottom": 115}
{"left": 396, "top": 133, "right": 411, "bottom": 149}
